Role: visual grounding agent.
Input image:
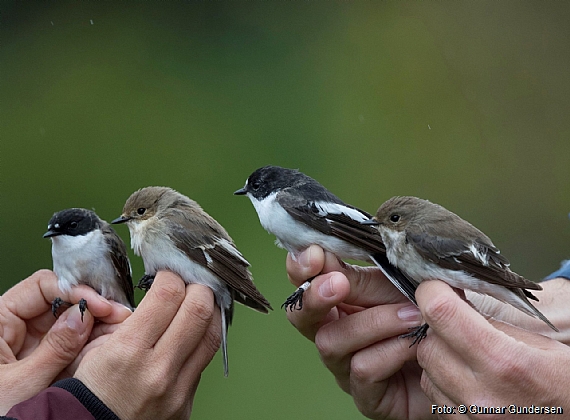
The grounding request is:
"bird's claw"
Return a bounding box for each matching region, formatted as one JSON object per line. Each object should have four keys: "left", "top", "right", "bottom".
{"left": 281, "top": 288, "right": 305, "bottom": 312}
{"left": 136, "top": 274, "right": 155, "bottom": 292}
{"left": 51, "top": 297, "right": 72, "bottom": 319}
{"left": 401, "top": 323, "right": 429, "bottom": 347}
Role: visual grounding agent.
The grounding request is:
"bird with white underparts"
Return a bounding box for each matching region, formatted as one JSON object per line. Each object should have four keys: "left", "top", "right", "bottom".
{"left": 362, "top": 196, "right": 558, "bottom": 343}
{"left": 112, "top": 186, "right": 272, "bottom": 376}
{"left": 44, "top": 208, "right": 135, "bottom": 320}
{"left": 235, "top": 165, "right": 416, "bottom": 315}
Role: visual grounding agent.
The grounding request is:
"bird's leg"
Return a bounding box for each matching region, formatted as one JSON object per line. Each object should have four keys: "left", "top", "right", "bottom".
{"left": 281, "top": 278, "right": 313, "bottom": 311}
{"left": 136, "top": 274, "right": 156, "bottom": 292}
{"left": 401, "top": 323, "right": 429, "bottom": 347}
{"left": 51, "top": 297, "right": 72, "bottom": 319}
{"left": 78, "top": 298, "right": 88, "bottom": 322}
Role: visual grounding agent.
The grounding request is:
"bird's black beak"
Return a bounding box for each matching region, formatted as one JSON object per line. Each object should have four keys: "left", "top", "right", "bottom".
{"left": 42, "top": 230, "right": 60, "bottom": 238}
{"left": 361, "top": 218, "right": 380, "bottom": 226}
{"left": 111, "top": 215, "right": 131, "bottom": 224}
{"left": 234, "top": 187, "right": 247, "bottom": 195}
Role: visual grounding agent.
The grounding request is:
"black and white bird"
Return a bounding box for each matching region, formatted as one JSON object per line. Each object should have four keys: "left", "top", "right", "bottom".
{"left": 111, "top": 186, "right": 272, "bottom": 376}
{"left": 234, "top": 165, "right": 416, "bottom": 312}
{"left": 364, "top": 196, "right": 558, "bottom": 341}
{"left": 43, "top": 208, "right": 135, "bottom": 319}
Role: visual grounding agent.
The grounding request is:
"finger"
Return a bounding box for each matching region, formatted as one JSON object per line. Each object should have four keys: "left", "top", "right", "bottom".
{"left": 161, "top": 299, "right": 222, "bottom": 418}
{"left": 177, "top": 299, "right": 222, "bottom": 381}
{"left": 332, "top": 262, "right": 408, "bottom": 308}
{"left": 416, "top": 280, "right": 508, "bottom": 369}
{"left": 64, "top": 333, "right": 114, "bottom": 378}
{"left": 420, "top": 371, "right": 469, "bottom": 420}
{"left": 155, "top": 284, "right": 217, "bottom": 368}
{"left": 3, "top": 270, "right": 114, "bottom": 320}
{"left": 88, "top": 321, "right": 123, "bottom": 343}
{"left": 286, "top": 272, "right": 351, "bottom": 341}
{"left": 318, "top": 304, "right": 421, "bottom": 393}
{"left": 65, "top": 286, "right": 115, "bottom": 318}
{"left": 416, "top": 328, "right": 472, "bottom": 404}
{"left": 21, "top": 305, "right": 94, "bottom": 386}
{"left": 287, "top": 248, "right": 409, "bottom": 308}
{"left": 0, "top": 340, "right": 17, "bottom": 363}
{"left": 95, "top": 301, "right": 133, "bottom": 324}
{"left": 286, "top": 245, "right": 325, "bottom": 286}
{"left": 121, "top": 271, "right": 185, "bottom": 347}
{"left": 316, "top": 303, "right": 423, "bottom": 375}
{"left": 3, "top": 309, "right": 56, "bottom": 356}
{"left": 349, "top": 338, "right": 421, "bottom": 416}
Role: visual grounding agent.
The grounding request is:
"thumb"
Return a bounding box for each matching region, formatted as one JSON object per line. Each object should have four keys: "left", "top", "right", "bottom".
{"left": 23, "top": 305, "right": 94, "bottom": 385}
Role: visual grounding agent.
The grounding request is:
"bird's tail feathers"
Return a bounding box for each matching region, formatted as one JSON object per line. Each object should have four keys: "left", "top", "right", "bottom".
{"left": 221, "top": 306, "right": 229, "bottom": 377}
{"left": 510, "top": 289, "right": 559, "bottom": 332}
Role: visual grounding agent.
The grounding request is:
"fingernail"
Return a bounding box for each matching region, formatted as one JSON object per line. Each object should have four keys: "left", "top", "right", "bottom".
{"left": 298, "top": 247, "right": 312, "bottom": 268}
{"left": 319, "top": 276, "right": 337, "bottom": 298}
{"left": 112, "top": 301, "right": 135, "bottom": 314}
{"left": 65, "top": 306, "right": 88, "bottom": 332}
{"left": 97, "top": 294, "right": 111, "bottom": 305}
{"left": 397, "top": 304, "right": 422, "bottom": 322}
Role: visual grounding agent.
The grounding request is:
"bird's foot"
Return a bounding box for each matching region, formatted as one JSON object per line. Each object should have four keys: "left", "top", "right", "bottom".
{"left": 136, "top": 274, "right": 155, "bottom": 292}
{"left": 78, "top": 298, "right": 88, "bottom": 322}
{"left": 51, "top": 297, "right": 72, "bottom": 319}
{"left": 401, "top": 323, "right": 429, "bottom": 347}
{"left": 281, "top": 280, "right": 312, "bottom": 312}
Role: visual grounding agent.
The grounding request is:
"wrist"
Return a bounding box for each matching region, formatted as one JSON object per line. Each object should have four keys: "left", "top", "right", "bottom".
{"left": 52, "top": 378, "right": 120, "bottom": 420}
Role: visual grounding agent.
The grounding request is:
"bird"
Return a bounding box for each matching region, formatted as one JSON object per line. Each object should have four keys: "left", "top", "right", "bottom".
{"left": 234, "top": 165, "right": 416, "bottom": 312}
{"left": 363, "top": 195, "right": 558, "bottom": 343}
{"left": 111, "top": 186, "right": 272, "bottom": 376}
{"left": 43, "top": 208, "right": 135, "bottom": 320}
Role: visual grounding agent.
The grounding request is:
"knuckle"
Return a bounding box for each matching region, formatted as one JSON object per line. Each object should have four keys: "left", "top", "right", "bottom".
{"left": 44, "top": 329, "right": 79, "bottom": 362}
{"left": 422, "top": 292, "right": 457, "bottom": 326}
{"left": 350, "top": 352, "right": 374, "bottom": 384}
{"left": 419, "top": 370, "right": 435, "bottom": 399}
{"left": 141, "top": 370, "right": 170, "bottom": 398}
{"left": 186, "top": 293, "right": 214, "bottom": 327}
{"left": 35, "top": 268, "right": 56, "bottom": 279}
{"left": 154, "top": 280, "right": 185, "bottom": 305}
{"left": 491, "top": 346, "right": 526, "bottom": 382}
{"left": 314, "top": 329, "right": 340, "bottom": 361}
{"left": 203, "top": 323, "right": 222, "bottom": 356}
{"left": 416, "top": 338, "right": 436, "bottom": 369}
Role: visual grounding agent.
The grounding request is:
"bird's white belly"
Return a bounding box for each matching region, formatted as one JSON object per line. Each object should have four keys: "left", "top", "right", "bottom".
{"left": 51, "top": 232, "right": 116, "bottom": 297}
{"left": 251, "top": 193, "right": 370, "bottom": 260}
{"left": 134, "top": 228, "right": 232, "bottom": 309}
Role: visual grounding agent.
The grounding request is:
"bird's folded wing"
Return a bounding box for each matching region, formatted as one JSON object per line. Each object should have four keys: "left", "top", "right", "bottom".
{"left": 407, "top": 231, "right": 542, "bottom": 291}
{"left": 166, "top": 211, "right": 272, "bottom": 313}
{"left": 103, "top": 224, "right": 136, "bottom": 308}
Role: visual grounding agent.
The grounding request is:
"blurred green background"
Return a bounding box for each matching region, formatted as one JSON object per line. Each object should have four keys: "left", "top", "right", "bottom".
{"left": 2, "top": 1, "right": 570, "bottom": 418}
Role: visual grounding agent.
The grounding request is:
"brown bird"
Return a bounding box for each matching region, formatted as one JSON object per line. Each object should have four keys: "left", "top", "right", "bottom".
{"left": 364, "top": 196, "right": 557, "bottom": 344}
{"left": 112, "top": 186, "right": 272, "bottom": 376}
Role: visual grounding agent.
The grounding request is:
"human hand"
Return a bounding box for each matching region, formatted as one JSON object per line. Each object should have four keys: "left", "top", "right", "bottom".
{"left": 74, "top": 271, "right": 221, "bottom": 420}
{"left": 465, "top": 277, "right": 570, "bottom": 344}
{"left": 0, "top": 269, "right": 131, "bottom": 414}
{"left": 286, "top": 245, "right": 433, "bottom": 419}
{"left": 416, "top": 280, "right": 570, "bottom": 418}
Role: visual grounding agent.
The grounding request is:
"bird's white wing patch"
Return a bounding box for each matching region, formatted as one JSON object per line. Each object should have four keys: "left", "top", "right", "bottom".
{"left": 468, "top": 243, "right": 489, "bottom": 266}
{"left": 314, "top": 201, "right": 369, "bottom": 222}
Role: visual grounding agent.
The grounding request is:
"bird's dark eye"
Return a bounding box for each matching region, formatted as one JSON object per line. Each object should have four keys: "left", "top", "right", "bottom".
{"left": 69, "top": 221, "right": 78, "bottom": 229}
{"left": 251, "top": 181, "right": 261, "bottom": 190}
{"left": 390, "top": 214, "right": 400, "bottom": 223}
{"left": 137, "top": 208, "right": 146, "bottom": 215}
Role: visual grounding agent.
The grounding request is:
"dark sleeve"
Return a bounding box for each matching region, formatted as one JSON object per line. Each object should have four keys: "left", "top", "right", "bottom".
{"left": 4, "top": 378, "right": 120, "bottom": 420}
{"left": 543, "top": 259, "right": 570, "bottom": 281}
